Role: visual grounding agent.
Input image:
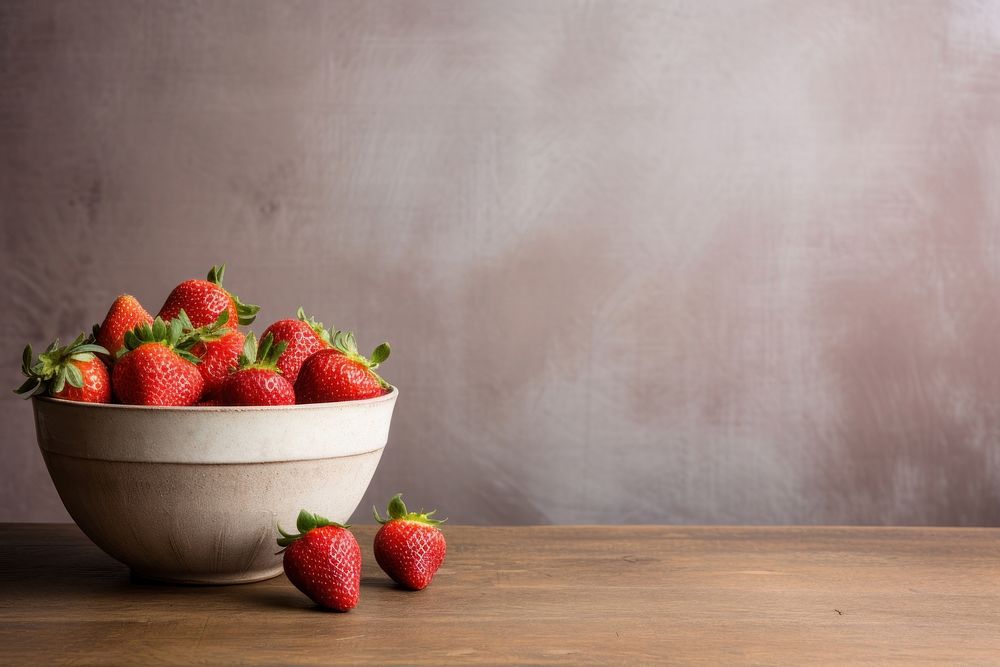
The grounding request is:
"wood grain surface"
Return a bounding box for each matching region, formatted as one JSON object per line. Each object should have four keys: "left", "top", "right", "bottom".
{"left": 2, "top": 524, "right": 999, "bottom": 664}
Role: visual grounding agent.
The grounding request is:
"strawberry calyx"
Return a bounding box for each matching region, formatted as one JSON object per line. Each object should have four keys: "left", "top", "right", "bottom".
{"left": 208, "top": 264, "right": 260, "bottom": 326}
{"left": 277, "top": 510, "right": 349, "bottom": 548}
{"left": 237, "top": 332, "right": 288, "bottom": 372}
{"left": 296, "top": 306, "right": 332, "bottom": 346}
{"left": 373, "top": 493, "right": 446, "bottom": 526}
{"left": 120, "top": 309, "right": 231, "bottom": 363}
{"left": 331, "top": 330, "right": 391, "bottom": 389}
{"left": 14, "top": 333, "right": 108, "bottom": 398}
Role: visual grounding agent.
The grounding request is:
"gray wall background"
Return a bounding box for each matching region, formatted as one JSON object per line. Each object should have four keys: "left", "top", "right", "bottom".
{"left": 4, "top": 1, "right": 1000, "bottom": 525}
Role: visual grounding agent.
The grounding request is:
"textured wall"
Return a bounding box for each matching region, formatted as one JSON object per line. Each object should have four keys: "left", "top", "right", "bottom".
{"left": 3, "top": 1, "right": 1000, "bottom": 525}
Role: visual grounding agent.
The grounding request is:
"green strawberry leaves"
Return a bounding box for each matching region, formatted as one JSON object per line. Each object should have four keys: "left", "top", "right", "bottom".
{"left": 331, "top": 330, "right": 392, "bottom": 389}
{"left": 14, "top": 333, "right": 109, "bottom": 398}
{"left": 120, "top": 309, "right": 231, "bottom": 363}
{"left": 13, "top": 375, "right": 42, "bottom": 397}
{"left": 332, "top": 330, "right": 391, "bottom": 369}
{"left": 370, "top": 343, "right": 390, "bottom": 366}
{"left": 276, "top": 510, "right": 349, "bottom": 548}
{"left": 64, "top": 362, "right": 84, "bottom": 389}
{"left": 207, "top": 264, "right": 225, "bottom": 286}
{"left": 207, "top": 263, "right": 260, "bottom": 326}
{"left": 296, "top": 307, "right": 332, "bottom": 345}
{"left": 237, "top": 331, "right": 288, "bottom": 371}
{"left": 240, "top": 332, "right": 257, "bottom": 366}
{"left": 235, "top": 299, "right": 261, "bottom": 327}
{"left": 373, "top": 493, "right": 446, "bottom": 526}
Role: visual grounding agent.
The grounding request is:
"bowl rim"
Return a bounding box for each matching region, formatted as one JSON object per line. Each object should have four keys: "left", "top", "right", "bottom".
{"left": 32, "top": 385, "right": 398, "bottom": 412}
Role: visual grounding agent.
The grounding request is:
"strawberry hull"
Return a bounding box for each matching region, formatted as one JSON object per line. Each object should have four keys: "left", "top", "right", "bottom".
{"left": 30, "top": 388, "right": 397, "bottom": 584}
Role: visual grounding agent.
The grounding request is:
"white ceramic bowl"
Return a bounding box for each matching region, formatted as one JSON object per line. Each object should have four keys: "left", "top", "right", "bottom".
{"left": 31, "top": 388, "right": 397, "bottom": 584}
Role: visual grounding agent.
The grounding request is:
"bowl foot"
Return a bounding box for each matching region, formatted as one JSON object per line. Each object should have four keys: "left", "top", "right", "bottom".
{"left": 130, "top": 566, "right": 284, "bottom": 586}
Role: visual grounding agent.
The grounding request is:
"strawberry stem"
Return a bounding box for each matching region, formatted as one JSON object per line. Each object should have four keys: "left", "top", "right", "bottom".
{"left": 207, "top": 263, "right": 260, "bottom": 326}
{"left": 237, "top": 332, "right": 288, "bottom": 372}
{"left": 373, "top": 494, "right": 446, "bottom": 526}
{"left": 276, "top": 510, "right": 349, "bottom": 547}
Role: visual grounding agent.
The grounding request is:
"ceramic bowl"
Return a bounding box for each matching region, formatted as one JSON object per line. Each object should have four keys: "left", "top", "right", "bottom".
{"left": 31, "top": 388, "right": 397, "bottom": 584}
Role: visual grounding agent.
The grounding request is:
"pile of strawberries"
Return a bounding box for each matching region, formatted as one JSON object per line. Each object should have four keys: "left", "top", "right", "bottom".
{"left": 15, "top": 264, "right": 391, "bottom": 406}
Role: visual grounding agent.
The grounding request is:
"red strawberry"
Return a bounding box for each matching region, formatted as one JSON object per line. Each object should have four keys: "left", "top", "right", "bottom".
{"left": 95, "top": 294, "right": 153, "bottom": 359}
{"left": 191, "top": 330, "right": 245, "bottom": 397}
{"left": 294, "top": 331, "right": 390, "bottom": 404}
{"left": 196, "top": 397, "right": 223, "bottom": 406}
{"left": 278, "top": 510, "right": 361, "bottom": 612}
{"left": 261, "top": 307, "right": 332, "bottom": 383}
{"left": 14, "top": 334, "right": 111, "bottom": 403}
{"left": 220, "top": 332, "right": 295, "bottom": 406}
{"left": 158, "top": 264, "right": 259, "bottom": 329}
{"left": 373, "top": 494, "right": 446, "bottom": 591}
{"left": 112, "top": 312, "right": 226, "bottom": 406}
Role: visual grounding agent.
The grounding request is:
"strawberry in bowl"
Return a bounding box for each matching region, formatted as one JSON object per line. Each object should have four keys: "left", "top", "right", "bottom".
{"left": 220, "top": 332, "right": 296, "bottom": 406}
{"left": 295, "top": 331, "right": 390, "bottom": 403}
{"left": 15, "top": 334, "right": 111, "bottom": 403}
{"left": 261, "top": 308, "right": 332, "bottom": 384}
{"left": 158, "top": 264, "right": 259, "bottom": 329}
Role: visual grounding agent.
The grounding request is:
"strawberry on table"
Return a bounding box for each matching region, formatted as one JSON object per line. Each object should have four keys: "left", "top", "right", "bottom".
{"left": 294, "top": 331, "right": 390, "bottom": 404}
{"left": 277, "top": 510, "right": 361, "bottom": 612}
{"left": 14, "top": 334, "right": 111, "bottom": 403}
{"left": 220, "top": 332, "right": 295, "bottom": 406}
{"left": 261, "top": 307, "right": 332, "bottom": 384}
{"left": 112, "top": 311, "right": 227, "bottom": 406}
{"left": 373, "top": 494, "right": 446, "bottom": 591}
{"left": 94, "top": 294, "right": 153, "bottom": 360}
{"left": 158, "top": 264, "right": 259, "bottom": 329}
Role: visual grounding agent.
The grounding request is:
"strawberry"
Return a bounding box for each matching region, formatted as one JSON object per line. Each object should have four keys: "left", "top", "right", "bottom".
{"left": 95, "top": 294, "right": 153, "bottom": 359}
{"left": 191, "top": 329, "right": 245, "bottom": 397}
{"left": 220, "top": 332, "right": 295, "bottom": 406}
{"left": 14, "top": 334, "right": 111, "bottom": 403}
{"left": 196, "top": 397, "right": 223, "bottom": 406}
{"left": 112, "top": 312, "right": 227, "bottom": 406}
{"left": 294, "top": 331, "right": 390, "bottom": 404}
{"left": 277, "top": 510, "right": 361, "bottom": 612}
{"left": 261, "top": 307, "right": 332, "bottom": 383}
{"left": 373, "top": 494, "right": 446, "bottom": 590}
{"left": 158, "top": 264, "right": 259, "bottom": 329}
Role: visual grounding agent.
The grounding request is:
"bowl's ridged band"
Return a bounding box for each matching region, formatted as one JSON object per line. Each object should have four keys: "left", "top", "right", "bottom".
{"left": 32, "top": 389, "right": 397, "bottom": 464}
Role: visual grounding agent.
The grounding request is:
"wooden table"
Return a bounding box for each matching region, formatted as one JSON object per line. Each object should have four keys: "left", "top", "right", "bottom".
{"left": 2, "top": 524, "right": 999, "bottom": 664}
